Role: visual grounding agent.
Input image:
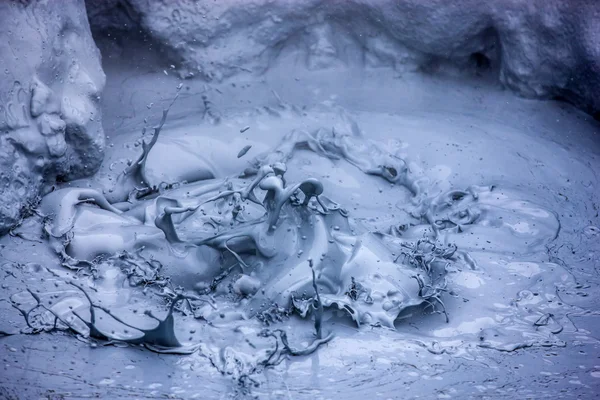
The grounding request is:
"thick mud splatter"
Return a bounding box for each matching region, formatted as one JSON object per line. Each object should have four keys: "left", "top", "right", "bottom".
{"left": 1, "top": 95, "right": 587, "bottom": 394}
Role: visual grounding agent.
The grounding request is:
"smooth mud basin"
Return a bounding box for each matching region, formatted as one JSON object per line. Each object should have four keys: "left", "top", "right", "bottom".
{"left": 1, "top": 39, "right": 600, "bottom": 400}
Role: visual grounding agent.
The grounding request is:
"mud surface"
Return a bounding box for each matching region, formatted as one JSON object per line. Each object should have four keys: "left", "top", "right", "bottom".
{"left": 1, "top": 36, "right": 599, "bottom": 399}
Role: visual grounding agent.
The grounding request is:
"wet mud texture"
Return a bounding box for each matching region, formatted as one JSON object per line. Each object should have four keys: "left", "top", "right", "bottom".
{"left": 1, "top": 25, "right": 600, "bottom": 400}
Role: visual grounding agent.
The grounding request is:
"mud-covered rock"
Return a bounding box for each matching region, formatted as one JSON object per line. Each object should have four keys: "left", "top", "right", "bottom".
{"left": 87, "top": 0, "right": 600, "bottom": 117}
{"left": 0, "top": 0, "right": 105, "bottom": 234}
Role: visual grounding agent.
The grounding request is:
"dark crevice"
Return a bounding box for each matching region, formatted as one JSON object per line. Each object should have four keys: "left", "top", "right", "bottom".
{"left": 470, "top": 52, "right": 491, "bottom": 70}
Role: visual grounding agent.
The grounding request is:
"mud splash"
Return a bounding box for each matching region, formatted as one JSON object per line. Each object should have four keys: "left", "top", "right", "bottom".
{"left": 1, "top": 94, "right": 587, "bottom": 394}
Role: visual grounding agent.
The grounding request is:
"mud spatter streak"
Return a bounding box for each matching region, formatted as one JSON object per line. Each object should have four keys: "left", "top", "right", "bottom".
{"left": 4, "top": 102, "right": 585, "bottom": 394}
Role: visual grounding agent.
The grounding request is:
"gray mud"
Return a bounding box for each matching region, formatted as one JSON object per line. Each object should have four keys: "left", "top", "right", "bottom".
{"left": 1, "top": 34, "right": 600, "bottom": 399}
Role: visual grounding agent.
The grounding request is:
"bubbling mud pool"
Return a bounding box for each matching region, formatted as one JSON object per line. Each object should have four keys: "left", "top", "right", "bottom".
{"left": 2, "top": 75, "right": 595, "bottom": 398}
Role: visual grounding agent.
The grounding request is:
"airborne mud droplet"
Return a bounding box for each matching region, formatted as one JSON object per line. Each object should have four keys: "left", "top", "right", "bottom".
{"left": 237, "top": 145, "right": 252, "bottom": 158}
